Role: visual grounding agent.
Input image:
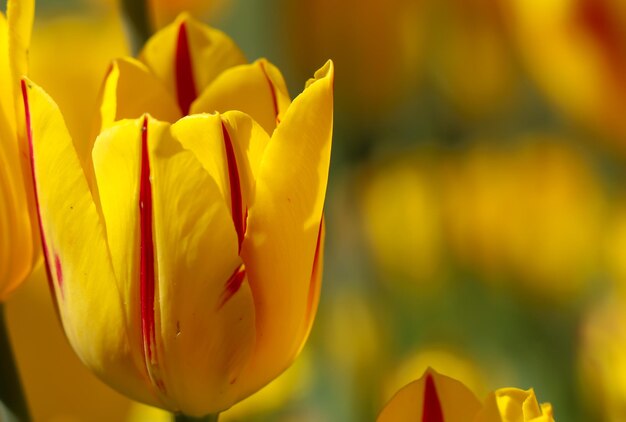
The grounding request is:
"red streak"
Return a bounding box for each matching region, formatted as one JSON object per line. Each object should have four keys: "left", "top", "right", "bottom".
{"left": 54, "top": 254, "right": 63, "bottom": 291}
{"left": 259, "top": 61, "right": 280, "bottom": 124}
{"left": 218, "top": 266, "right": 246, "bottom": 309}
{"left": 422, "top": 373, "right": 444, "bottom": 422}
{"left": 175, "top": 22, "right": 198, "bottom": 115}
{"left": 21, "top": 80, "right": 61, "bottom": 303}
{"left": 577, "top": 0, "right": 626, "bottom": 77}
{"left": 139, "top": 117, "right": 156, "bottom": 360}
{"left": 221, "top": 123, "right": 245, "bottom": 250}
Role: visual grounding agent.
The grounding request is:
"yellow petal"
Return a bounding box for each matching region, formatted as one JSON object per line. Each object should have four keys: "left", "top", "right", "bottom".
{"left": 139, "top": 13, "right": 246, "bottom": 115}
{"left": 0, "top": 12, "right": 15, "bottom": 131}
{"left": 237, "top": 60, "right": 334, "bottom": 396}
{"left": 21, "top": 79, "right": 153, "bottom": 406}
{"left": 97, "top": 57, "right": 180, "bottom": 132}
{"left": 191, "top": 59, "right": 291, "bottom": 135}
{"left": 0, "top": 13, "right": 32, "bottom": 297}
{"left": 94, "top": 116, "right": 256, "bottom": 415}
{"left": 150, "top": 120, "right": 255, "bottom": 415}
{"left": 475, "top": 388, "right": 555, "bottom": 422}
{"left": 171, "top": 112, "right": 270, "bottom": 248}
{"left": 0, "top": 105, "right": 32, "bottom": 300}
{"left": 377, "top": 368, "right": 482, "bottom": 422}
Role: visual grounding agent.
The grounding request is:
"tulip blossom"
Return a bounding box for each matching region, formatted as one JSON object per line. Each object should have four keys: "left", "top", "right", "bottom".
{"left": 0, "top": 0, "right": 38, "bottom": 301}
{"left": 21, "top": 13, "right": 333, "bottom": 418}
{"left": 378, "top": 369, "right": 554, "bottom": 422}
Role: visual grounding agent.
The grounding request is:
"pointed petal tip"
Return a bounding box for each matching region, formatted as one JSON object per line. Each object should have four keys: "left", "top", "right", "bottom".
{"left": 305, "top": 60, "right": 334, "bottom": 89}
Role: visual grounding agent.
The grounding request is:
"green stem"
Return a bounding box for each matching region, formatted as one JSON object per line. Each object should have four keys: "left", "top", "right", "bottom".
{"left": 0, "top": 305, "right": 30, "bottom": 422}
{"left": 120, "top": 0, "right": 153, "bottom": 55}
{"left": 174, "top": 413, "right": 219, "bottom": 422}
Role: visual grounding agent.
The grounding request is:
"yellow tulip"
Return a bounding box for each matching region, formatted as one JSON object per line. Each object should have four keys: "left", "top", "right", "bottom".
{"left": 579, "top": 298, "right": 626, "bottom": 421}
{"left": 475, "top": 389, "right": 555, "bottom": 422}
{"left": 0, "top": 0, "right": 38, "bottom": 300}
{"left": 21, "top": 15, "right": 333, "bottom": 418}
{"left": 504, "top": 0, "right": 626, "bottom": 150}
{"left": 378, "top": 369, "right": 554, "bottom": 422}
{"left": 377, "top": 368, "right": 482, "bottom": 422}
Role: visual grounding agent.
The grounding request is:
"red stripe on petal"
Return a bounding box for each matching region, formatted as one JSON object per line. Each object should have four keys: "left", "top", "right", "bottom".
{"left": 139, "top": 117, "right": 156, "bottom": 361}
{"left": 218, "top": 266, "right": 246, "bottom": 310}
{"left": 21, "top": 80, "right": 62, "bottom": 306}
{"left": 54, "top": 254, "right": 64, "bottom": 293}
{"left": 259, "top": 61, "right": 280, "bottom": 124}
{"left": 221, "top": 123, "right": 245, "bottom": 251}
{"left": 175, "top": 22, "right": 198, "bottom": 115}
{"left": 423, "top": 373, "right": 444, "bottom": 422}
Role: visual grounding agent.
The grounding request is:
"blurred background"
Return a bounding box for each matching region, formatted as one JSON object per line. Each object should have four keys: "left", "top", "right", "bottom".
{"left": 4, "top": 0, "right": 626, "bottom": 420}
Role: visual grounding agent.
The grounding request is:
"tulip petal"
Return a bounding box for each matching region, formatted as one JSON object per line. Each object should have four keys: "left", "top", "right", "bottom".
{"left": 171, "top": 112, "right": 270, "bottom": 248}
{"left": 0, "top": 13, "right": 32, "bottom": 297}
{"left": 237, "top": 60, "right": 334, "bottom": 394}
{"left": 190, "top": 59, "right": 291, "bottom": 135}
{"left": 0, "top": 107, "right": 32, "bottom": 299}
{"left": 475, "top": 388, "right": 555, "bottom": 422}
{"left": 93, "top": 116, "right": 256, "bottom": 415}
{"left": 97, "top": 57, "right": 180, "bottom": 132}
{"left": 139, "top": 14, "right": 246, "bottom": 114}
{"left": 21, "top": 79, "right": 155, "bottom": 406}
{"left": 377, "top": 369, "right": 482, "bottom": 422}
{"left": 150, "top": 121, "right": 256, "bottom": 415}
{"left": 0, "top": 12, "right": 15, "bottom": 131}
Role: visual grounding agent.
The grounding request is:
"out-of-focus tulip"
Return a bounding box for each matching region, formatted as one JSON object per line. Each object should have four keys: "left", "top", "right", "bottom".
{"left": 383, "top": 348, "right": 487, "bottom": 404}
{"left": 426, "top": 0, "right": 517, "bottom": 119}
{"left": 377, "top": 369, "right": 554, "bottom": 422}
{"left": 0, "top": 0, "right": 37, "bottom": 301}
{"left": 378, "top": 369, "right": 482, "bottom": 422}
{"left": 29, "top": 12, "right": 128, "bottom": 158}
{"left": 359, "top": 153, "right": 444, "bottom": 290}
{"left": 6, "top": 267, "right": 134, "bottom": 421}
{"left": 21, "top": 15, "right": 333, "bottom": 418}
{"left": 474, "top": 388, "right": 555, "bottom": 422}
{"left": 441, "top": 139, "right": 605, "bottom": 301}
{"left": 604, "top": 201, "right": 626, "bottom": 298}
{"left": 579, "top": 298, "right": 626, "bottom": 421}
{"left": 504, "top": 0, "right": 626, "bottom": 149}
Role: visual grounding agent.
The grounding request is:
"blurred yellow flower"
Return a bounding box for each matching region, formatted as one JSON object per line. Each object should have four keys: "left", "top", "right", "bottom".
{"left": 0, "top": 0, "right": 38, "bottom": 301}
{"left": 426, "top": 0, "right": 517, "bottom": 118}
{"left": 579, "top": 298, "right": 626, "bottom": 422}
{"left": 359, "top": 153, "right": 444, "bottom": 290}
{"left": 378, "top": 369, "right": 554, "bottom": 422}
{"left": 505, "top": 0, "right": 626, "bottom": 149}
{"left": 29, "top": 12, "right": 128, "bottom": 160}
{"left": 383, "top": 347, "right": 488, "bottom": 404}
{"left": 21, "top": 14, "right": 333, "bottom": 418}
{"left": 442, "top": 139, "right": 605, "bottom": 301}
{"left": 6, "top": 268, "right": 133, "bottom": 422}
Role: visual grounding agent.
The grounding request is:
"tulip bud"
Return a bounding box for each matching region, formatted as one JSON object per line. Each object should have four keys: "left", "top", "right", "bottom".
{"left": 21, "top": 15, "right": 333, "bottom": 418}
{"left": 377, "top": 369, "right": 554, "bottom": 422}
